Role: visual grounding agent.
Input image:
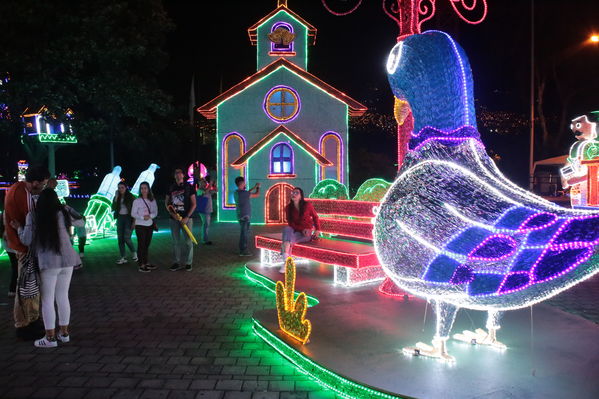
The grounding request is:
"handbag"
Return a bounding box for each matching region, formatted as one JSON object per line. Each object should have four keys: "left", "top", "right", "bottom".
{"left": 17, "top": 249, "right": 40, "bottom": 299}
{"left": 142, "top": 199, "right": 159, "bottom": 232}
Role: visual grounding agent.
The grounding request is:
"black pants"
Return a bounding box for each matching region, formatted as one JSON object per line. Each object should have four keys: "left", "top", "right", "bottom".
{"left": 8, "top": 252, "right": 18, "bottom": 293}
{"left": 78, "top": 236, "right": 86, "bottom": 254}
{"left": 135, "top": 225, "right": 154, "bottom": 266}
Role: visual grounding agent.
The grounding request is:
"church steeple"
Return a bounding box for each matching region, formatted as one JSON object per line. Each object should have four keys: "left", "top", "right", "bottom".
{"left": 248, "top": 2, "right": 317, "bottom": 71}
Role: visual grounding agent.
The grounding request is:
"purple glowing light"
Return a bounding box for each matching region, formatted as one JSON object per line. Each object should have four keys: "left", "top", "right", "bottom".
{"left": 517, "top": 212, "right": 558, "bottom": 233}
{"left": 319, "top": 131, "right": 344, "bottom": 184}
{"left": 468, "top": 234, "right": 517, "bottom": 261}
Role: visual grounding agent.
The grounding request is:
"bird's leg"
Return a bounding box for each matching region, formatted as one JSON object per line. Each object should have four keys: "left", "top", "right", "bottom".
{"left": 453, "top": 310, "right": 507, "bottom": 350}
{"left": 403, "top": 300, "right": 458, "bottom": 362}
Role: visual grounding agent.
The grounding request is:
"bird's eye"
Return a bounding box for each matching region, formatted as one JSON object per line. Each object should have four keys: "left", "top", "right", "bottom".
{"left": 576, "top": 123, "right": 582, "bottom": 129}
{"left": 386, "top": 42, "right": 404, "bottom": 75}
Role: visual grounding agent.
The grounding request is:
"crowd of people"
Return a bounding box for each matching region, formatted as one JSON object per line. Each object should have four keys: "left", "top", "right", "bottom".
{"left": 1, "top": 163, "right": 321, "bottom": 348}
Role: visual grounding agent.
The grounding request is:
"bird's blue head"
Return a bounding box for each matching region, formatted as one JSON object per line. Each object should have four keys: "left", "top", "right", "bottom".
{"left": 386, "top": 31, "right": 480, "bottom": 151}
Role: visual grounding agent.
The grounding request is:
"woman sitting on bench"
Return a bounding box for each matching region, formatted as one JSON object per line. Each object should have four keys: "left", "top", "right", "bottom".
{"left": 279, "top": 187, "right": 320, "bottom": 273}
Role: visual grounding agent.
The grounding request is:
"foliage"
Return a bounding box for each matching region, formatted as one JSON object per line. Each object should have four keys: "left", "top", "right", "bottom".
{"left": 353, "top": 178, "right": 392, "bottom": 202}
{"left": 309, "top": 179, "right": 349, "bottom": 200}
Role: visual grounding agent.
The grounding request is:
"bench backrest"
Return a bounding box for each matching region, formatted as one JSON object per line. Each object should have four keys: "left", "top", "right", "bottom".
{"left": 308, "top": 198, "right": 378, "bottom": 241}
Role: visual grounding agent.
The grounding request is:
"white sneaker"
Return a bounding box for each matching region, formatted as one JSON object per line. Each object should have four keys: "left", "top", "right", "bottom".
{"left": 116, "top": 258, "right": 127, "bottom": 264}
{"left": 132, "top": 253, "right": 138, "bottom": 262}
{"left": 57, "top": 333, "right": 70, "bottom": 343}
{"left": 34, "top": 336, "right": 58, "bottom": 348}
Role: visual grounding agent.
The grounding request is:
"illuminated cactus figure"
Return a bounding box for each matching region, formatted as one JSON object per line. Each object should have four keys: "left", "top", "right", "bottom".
{"left": 131, "top": 163, "right": 160, "bottom": 196}
{"left": 374, "top": 31, "right": 599, "bottom": 362}
{"left": 275, "top": 257, "right": 312, "bottom": 344}
{"left": 84, "top": 166, "right": 122, "bottom": 237}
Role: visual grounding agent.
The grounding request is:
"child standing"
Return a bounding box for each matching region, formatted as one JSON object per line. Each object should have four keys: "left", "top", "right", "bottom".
{"left": 233, "top": 177, "right": 260, "bottom": 256}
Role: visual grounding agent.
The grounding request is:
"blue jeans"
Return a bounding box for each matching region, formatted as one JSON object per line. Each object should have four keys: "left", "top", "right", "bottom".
{"left": 169, "top": 218, "right": 194, "bottom": 265}
{"left": 116, "top": 214, "right": 135, "bottom": 257}
{"left": 200, "top": 213, "right": 211, "bottom": 243}
{"left": 238, "top": 218, "right": 250, "bottom": 253}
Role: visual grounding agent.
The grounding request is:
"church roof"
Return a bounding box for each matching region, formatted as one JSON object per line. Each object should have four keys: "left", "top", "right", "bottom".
{"left": 197, "top": 58, "right": 367, "bottom": 119}
{"left": 230, "top": 125, "right": 332, "bottom": 167}
{"left": 247, "top": 5, "right": 317, "bottom": 46}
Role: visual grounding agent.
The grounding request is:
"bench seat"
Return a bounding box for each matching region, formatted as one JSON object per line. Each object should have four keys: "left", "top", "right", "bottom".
{"left": 255, "top": 233, "right": 380, "bottom": 269}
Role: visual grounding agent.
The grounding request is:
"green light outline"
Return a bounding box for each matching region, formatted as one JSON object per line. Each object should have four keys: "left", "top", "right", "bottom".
{"left": 244, "top": 264, "right": 319, "bottom": 307}
{"left": 255, "top": 10, "right": 309, "bottom": 71}
{"left": 37, "top": 133, "right": 77, "bottom": 144}
{"left": 252, "top": 318, "right": 407, "bottom": 399}
{"left": 217, "top": 65, "right": 354, "bottom": 113}
{"left": 243, "top": 131, "right": 326, "bottom": 167}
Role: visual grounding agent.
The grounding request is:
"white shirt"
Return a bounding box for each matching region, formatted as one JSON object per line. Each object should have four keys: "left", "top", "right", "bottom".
{"left": 132, "top": 197, "right": 158, "bottom": 227}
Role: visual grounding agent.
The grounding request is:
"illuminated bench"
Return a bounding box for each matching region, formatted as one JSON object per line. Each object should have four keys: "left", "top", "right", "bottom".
{"left": 255, "top": 198, "right": 385, "bottom": 287}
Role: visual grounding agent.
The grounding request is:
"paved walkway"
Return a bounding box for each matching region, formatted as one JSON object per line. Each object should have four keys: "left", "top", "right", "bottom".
{"left": 0, "top": 218, "right": 597, "bottom": 399}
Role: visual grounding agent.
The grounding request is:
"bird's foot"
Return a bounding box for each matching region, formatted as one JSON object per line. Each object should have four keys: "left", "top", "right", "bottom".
{"left": 453, "top": 328, "right": 506, "bottom": 350}
{"left": 402, "top": 338, "right": 455, "bottom": 362}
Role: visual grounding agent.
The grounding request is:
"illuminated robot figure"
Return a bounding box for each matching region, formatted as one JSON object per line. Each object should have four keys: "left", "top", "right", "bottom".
{"left": 560, "top": 113, "right": 599, "bottom": 207}
{"left": 374, "top": 31, "right": 599, "bottom": 362}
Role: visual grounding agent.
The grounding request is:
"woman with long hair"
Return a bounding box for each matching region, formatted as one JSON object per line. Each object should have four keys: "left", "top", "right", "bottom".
{"left": 132, "top": 182, "right": 158, "bottom": 273}
{"left": 279, "top": 187, "right": 320, "bottom": 273}
{"left": 112, "top": 182, "right": 136, "bottom": 264}
{"left": 15, "top": 188, "right": 80, "bottom": 348}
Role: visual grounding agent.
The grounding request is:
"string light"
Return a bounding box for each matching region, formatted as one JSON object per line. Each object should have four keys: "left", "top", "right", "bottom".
{"left": 310, "top": 198, "right": 378, "bottom": 218}
{"left": 308, "top": 179, "right": 349, "bottom": 200}
{"left": 276, "top": 257, "right": 312, "bottom": 344}
{"left": 252, "top": 319, "right": 401, "bottom": 399}
{"left": 247, "top": 6, "right": 317, "bottom": 46}
{"left": 352, "top": 178, "right": 392, "bottom": 202}
{"left": 221, "top": 133, "right": 247, "bottom": 209}
{"left": 263, "top": 85, "right": 301, "bottom": 123}
{"left": 319, "top": 132, "right": 344, "bottom": 183}
{"left": 375, "top": 30, "right": 599, "bottom": 361}
{"left": 231, "top": 125, "right": 332, "bottom": 168}
{"left": 197, "top": 59, "right": 367, "bottom": 119}
{"left": 245, "top": 265, "right": 319, "bottom": 306}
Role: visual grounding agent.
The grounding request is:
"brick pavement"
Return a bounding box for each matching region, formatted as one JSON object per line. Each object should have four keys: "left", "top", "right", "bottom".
{"left": 0, "top": 217, "right": 597, "bottom": 399}
{"left": 0, "top": 219, "right": 340, "bottom": 399}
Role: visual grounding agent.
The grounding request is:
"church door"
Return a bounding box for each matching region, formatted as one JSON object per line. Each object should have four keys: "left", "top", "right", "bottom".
{"left": 265, "top": 183, "right": 294, "bottom": 224}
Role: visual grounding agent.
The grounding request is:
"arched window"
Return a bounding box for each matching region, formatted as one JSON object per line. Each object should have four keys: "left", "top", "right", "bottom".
{"left": 263, "top": 86, "right": 300, "bottom": 123}
{"left": 270, "top": 22, "right": 294, "bottom": 53}
{"left": 270, "top": 142, "right": 293, "bottom": 174}
{"left": 319, "top": 132, "right": 343, "bottom": 183}
{"left": 222, "top": 133, "right": 246, "bottom": 209}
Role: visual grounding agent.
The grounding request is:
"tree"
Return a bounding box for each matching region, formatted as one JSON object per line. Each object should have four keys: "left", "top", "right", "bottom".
{"left": 0, "top": 0, "right": 174, "bottom": 170}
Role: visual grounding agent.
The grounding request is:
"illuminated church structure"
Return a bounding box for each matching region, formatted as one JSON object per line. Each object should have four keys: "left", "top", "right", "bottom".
{"left": 197, "top": 0, "right": 366, "bottom": 223}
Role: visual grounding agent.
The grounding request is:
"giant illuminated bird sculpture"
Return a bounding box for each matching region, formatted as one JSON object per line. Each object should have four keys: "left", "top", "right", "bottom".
{"left": 373, "top": 31, "right": 599, "bottom": 362}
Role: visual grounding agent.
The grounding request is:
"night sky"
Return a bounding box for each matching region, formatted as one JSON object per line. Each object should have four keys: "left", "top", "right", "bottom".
{"left": 158, "top": 0, "right": 598, "bottom": 186}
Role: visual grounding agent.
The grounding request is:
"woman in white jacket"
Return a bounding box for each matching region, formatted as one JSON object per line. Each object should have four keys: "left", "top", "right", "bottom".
{"left": 132, "top": 182, "right": 158, "bottom": 273}
{"left": 13, "top": 188, "right": 82, "bottom": 348}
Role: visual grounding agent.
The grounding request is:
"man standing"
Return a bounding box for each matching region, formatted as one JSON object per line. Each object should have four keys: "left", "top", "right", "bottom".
{"left": 4, "top": 165, "right": 50, "bottom": 339}
{"left": 166, "top": 169, "right": 196, "bottom": 271}
{"left": 234, "top": 177, "right": 260, "bottom": 256}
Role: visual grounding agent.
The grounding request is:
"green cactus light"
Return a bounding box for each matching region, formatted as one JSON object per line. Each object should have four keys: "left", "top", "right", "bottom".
{"left": 275, "top": 257, "right": 312, "bottom": 344}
